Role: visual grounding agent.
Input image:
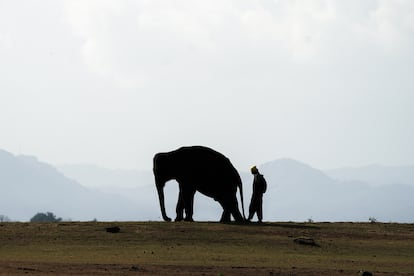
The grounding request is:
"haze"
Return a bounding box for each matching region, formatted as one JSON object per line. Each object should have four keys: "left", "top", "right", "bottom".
{"left": 1, "top": 1, "right": 413, "bottom": 171}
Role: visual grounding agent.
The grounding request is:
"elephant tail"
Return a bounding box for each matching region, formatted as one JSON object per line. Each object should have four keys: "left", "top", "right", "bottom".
{"left": 238, "top": 180, "right": 246, "bottom": 220}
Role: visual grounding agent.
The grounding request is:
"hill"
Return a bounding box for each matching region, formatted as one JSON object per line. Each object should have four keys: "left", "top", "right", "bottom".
{"left": 326, "top": 164, "right": 414, "bottom": 187}
{"left": 2, "top": 148, "right": 413, "bottom": 222}
{"left": 0, "top": 149, "right": 150, "bottom": 221}
{"left": 58, "top": 158, "right": 414, "bottom": 223}
{"left": 259, "top": 159, "right": 414, "bottom": 222}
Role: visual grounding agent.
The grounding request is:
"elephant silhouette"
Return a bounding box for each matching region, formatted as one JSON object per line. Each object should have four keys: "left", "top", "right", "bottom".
{"left": 153, "top": 146, "right": 246, "bottom": 222}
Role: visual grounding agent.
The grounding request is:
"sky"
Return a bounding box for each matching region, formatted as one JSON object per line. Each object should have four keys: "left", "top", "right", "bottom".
{"left": 1, "top": 0, "right": 413, "bottom": 171}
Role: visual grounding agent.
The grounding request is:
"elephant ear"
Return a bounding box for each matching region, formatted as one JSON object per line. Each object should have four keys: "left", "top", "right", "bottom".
{"left": 155, "top": 153, "right": 175, "bottom": 176}
{"left": 153, "top": 153, "right": 163, "bottom": 170}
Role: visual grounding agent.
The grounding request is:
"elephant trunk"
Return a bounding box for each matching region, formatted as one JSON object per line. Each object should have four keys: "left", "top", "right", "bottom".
{"left": 156, "top": 181, "right": 171, "bottom": 222}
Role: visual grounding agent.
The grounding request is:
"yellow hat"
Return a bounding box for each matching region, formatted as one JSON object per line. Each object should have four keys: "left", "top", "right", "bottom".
{"left": 250, "top": 166, "right": 258, "bottom": 174}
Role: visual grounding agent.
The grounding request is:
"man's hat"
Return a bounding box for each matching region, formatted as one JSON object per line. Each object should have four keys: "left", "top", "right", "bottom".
{"left": 250, "top": 166, "right": 258, "bottom": 174}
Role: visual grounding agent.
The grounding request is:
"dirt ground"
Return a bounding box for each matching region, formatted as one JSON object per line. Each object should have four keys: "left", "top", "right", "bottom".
{"left": 0, "top": 261, "right": 397, "bottom": 275}
{"left": 0, "top": 221, "right": 413, "bottom": 275}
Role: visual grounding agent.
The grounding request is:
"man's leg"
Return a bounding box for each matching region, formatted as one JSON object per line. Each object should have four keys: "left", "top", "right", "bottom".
{"left": 248, "top": 196, "right": 257, "bottom": 221}
{"left": 257, "top": 196, "right": 263, "bottom": 223}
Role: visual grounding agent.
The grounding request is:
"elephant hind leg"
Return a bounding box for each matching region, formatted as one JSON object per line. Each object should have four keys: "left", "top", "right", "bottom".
{"left": 219, "top": 199, "right": 244, "bottom": 223}
{"left": 231, "top": 208, "right": 244, "bottom": 222}
{"left": 183, "top": 189, "right": 196, "bottom": 222}
{"left": 220, "top": 210, "right": 231, "bottom": 223}
{"left": 175, "top": 190, "right": 184, "bottom": 222}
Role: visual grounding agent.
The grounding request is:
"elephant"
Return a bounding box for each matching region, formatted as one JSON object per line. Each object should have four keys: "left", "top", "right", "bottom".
{"left": 153, "top": 146, "right": 246, "bottom": 222}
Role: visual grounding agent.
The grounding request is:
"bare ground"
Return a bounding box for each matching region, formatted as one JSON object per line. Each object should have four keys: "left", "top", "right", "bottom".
{"left": 0, "top": 221, "right": 413, "bottom": 275}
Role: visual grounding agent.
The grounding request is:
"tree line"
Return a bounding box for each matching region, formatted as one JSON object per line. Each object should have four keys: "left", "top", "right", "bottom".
{"left": 0, "top": 212, "right": 63, "bottom": 222}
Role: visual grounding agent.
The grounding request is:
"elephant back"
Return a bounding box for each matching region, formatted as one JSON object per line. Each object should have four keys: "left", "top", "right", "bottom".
{"left": 174, "top": 146, "right": 242, "bottom": 193}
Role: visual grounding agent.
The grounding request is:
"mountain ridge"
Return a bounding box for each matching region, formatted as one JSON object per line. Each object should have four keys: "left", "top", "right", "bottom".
{"left": 0, "top": 149, "right": 155, "bottom": 221}
{"left": 58, "top": 157, "right": 414, "bottom": 222}
{"left": 2, "top": 149, "right": 413, "bottom": 222}
{"left": 326, "top": 164, "right": 414, "bottom": 187}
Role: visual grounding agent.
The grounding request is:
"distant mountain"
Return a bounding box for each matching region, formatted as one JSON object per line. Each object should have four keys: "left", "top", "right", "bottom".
{"left": 258, "top": 159, "right": 414, "bottom": 222}
{"left": 3, "top": 149, "right": 413, "bottom": 223}
{"left": 326, "top": 165, "right": 414, "bottom": 187}
{"left": 260, "top": 158, "right": 333, "bottom": 190}
{"left": 58, "top": 158, "right": 414, "bottom": 223}
{"left": 0, "top": 149, "right": 158, "bottom": 221}
{"left": 57, "top": 164, "right": 153, "bottom": 188}
{"left": 57, "top": 164, "right": 176, "bottom": 220}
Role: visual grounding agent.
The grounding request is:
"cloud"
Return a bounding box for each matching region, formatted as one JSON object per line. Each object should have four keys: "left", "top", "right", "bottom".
{"left": 62, "top": 0, "right": 414, "bottom": 91}
{"left": 2, "top": 0, "right": 414, "bottom": 169}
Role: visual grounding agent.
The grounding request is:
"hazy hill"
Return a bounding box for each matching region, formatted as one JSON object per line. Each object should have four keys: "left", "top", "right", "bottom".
{"left": 57, "top": 164, "right": 153, "bottom": 189}
{"left": 326, "top": 165, "right": 414, "bottom": 187}
{"left": 2, "top": 149, "right": 413, "bottom": 222}
{"left": 0, "top": 149, "right": 156, "bottom": 221}
{"left": 259, "top": 159, "right": 414, "bottom": 222}
{"left": 58, "top": 158, "right": 414, "bottom": 223}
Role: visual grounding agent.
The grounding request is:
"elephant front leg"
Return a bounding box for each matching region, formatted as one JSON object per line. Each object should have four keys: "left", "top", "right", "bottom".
{"left": 175, "top": 190, "right": 184, "bottom": 222}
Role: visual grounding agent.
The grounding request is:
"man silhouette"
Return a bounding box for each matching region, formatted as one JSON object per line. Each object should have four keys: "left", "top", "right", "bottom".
{"left": 247, "top": 166, "right": 267, "bottom": 223}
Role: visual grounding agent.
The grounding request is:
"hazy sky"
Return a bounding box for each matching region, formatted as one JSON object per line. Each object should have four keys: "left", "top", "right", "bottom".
{"left": 1, "top": 0, "right": 413, "bottom": 171}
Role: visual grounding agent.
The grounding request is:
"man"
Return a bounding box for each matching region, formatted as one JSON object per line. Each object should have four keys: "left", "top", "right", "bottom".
{"left": 248, "top": 165, "right": 267, "bottom": 223}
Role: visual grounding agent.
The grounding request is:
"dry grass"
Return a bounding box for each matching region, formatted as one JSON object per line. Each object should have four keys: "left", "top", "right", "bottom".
{"left": 0, "top": 221, "right": 413, "bottom": 275}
